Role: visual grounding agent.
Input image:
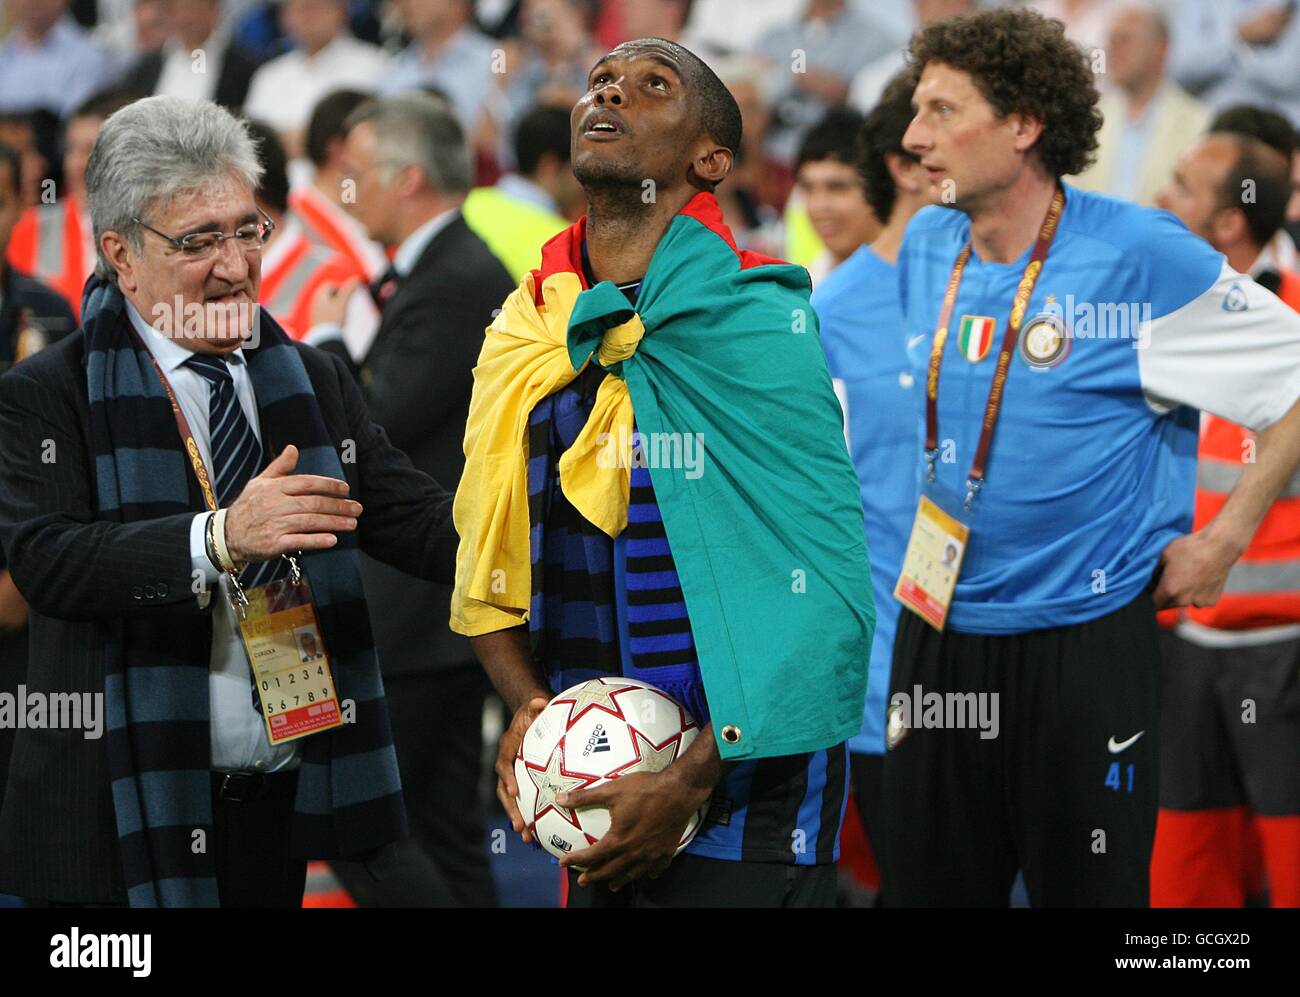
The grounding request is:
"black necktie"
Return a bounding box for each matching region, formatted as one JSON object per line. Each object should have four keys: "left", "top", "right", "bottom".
{"left": 369, "top": 265, "right": 399, "bottom": 309}
{"left": 185, "top": 353, "right": 287, "bottom": 589}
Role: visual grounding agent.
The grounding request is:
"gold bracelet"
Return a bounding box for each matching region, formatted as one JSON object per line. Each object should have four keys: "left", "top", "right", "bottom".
{"left": 212, "top": 508, "right": 243, "bottom": 573}
{"left": 204, "top": 512, "right": 225, "bottom": 573}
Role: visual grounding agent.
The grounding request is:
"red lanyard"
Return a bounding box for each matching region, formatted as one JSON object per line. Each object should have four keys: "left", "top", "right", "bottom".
{"left": 924, "top": 186, "right": 1065, "bottom": 508}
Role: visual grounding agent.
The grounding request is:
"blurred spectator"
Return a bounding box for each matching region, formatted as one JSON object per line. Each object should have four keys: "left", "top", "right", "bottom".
{"left": 708, "top": 56, "right": 785, "bottom": 258}
{"left": 243, "top": 0, "right": 391, "bottom": 154}
{"left": 0, "top": 0, "right": 118, "bottom": 117}
{"left": 310, "top": 93, "right": 513, "bottom": 909}
{"left": 1030, "top": 0, "right": 1113, "bottom": 53}
{"left": 381, "top": 0, "right": 498, "bottom": 133}
{"left": 491, "top": 0, "right": 603, "bottom": 168}
{"left": 714, "top": 54, "right": 791, "bottom": 212}
{"left": 617, "top": 0, "right": 700, "bottom": 48}
{"left": 96, "top": 0, "right": 175, "bottom": 77}
{"left": 849, "top": 0, "right": 974, "bottom": 114}
{"left": 462, "top": 103, "right": 577, "bottom": 281}
{"left": 0, "top": 114, "right": 49, "bottom": 207}
{"left": 684, "top": 0, "right": 816, "bottom": 57}
{"left": 1207, "top": 103, "right": 1300, "bottom": 273}
{"left": 1169, "top": 0, "right": 1300, "bottom": 125}
{"left": 288, "top": 88, "right": 385, "bottom": 358}
{"left": 6, "top": 88, "right": 136, "bottom": 319}
{"left": 246, "top": 119, "right": 362, "bottom": 339}
{"left": 125, "top": 0, "right": 262, "bottom": 109}
{"left": 753, "top": 0, "right": 887, "bottom": 165}
{"left": 791, "top": 105, "right": 879, "bottom": 283}
{"left": 1071, "top": 4, "right": 1209, "bottom": 207}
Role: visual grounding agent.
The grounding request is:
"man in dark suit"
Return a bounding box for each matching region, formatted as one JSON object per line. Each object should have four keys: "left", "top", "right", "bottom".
{"left": 0, "top": 139, "right": 75, "bottom": 820}
{"left": 0, "top": 95, "right": 458, "bottom": 907}
{"left": 309, "top": 92, "right": 514, "bottom": 907}
{"left": 124, "top": 0, "right": 262, "bottom": 112}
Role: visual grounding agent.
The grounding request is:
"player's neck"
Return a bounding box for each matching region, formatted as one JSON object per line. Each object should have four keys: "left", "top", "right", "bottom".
{"left": 967, "top": 168, "right": 1059, "bottom": 264}
{"left": 584, "top": 188, "right": 684, "bottom": 285}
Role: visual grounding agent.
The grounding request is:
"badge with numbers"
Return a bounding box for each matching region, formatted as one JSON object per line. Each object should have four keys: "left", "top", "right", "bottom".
{"left": 237, "top": 574, "right": 344, "bottom": 744}
{"left": 894, "top": 493, "right": 970, "bottom": 631}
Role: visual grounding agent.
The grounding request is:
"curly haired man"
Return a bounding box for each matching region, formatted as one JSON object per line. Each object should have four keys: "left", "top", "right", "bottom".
{"left": 880, "top": 6, "right": 1300, "bottom": 907}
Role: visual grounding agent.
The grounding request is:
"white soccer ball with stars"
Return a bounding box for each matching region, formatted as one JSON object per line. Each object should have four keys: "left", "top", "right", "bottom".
{"left": 515, "top": 676, "right": 707, "bottom": 862}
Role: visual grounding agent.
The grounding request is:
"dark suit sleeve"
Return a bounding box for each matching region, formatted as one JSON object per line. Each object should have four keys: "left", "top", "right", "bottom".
{"left": 360, "top": 295, "right": 488, "bottom": 454}
{"left": 327, "top": 351, "right": 459, "bottom": 584}
{"left": 0, "top": 369, "right": 203, "bottom": 621}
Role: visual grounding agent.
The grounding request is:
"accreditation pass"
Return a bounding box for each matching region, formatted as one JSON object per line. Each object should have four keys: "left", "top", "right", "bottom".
{"left": 237, "top": 576, "right": 344, "bottom": 744}
{"left": 894, "top": 495, "right": 970, "bottom": 631}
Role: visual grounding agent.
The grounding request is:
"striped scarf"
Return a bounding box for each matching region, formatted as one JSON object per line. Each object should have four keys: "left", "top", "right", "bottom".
{"left": 82, "top": 277, "right": 406, "bottom": 907}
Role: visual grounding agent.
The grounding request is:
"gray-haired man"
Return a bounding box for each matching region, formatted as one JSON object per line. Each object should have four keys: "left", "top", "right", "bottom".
{"left": 0, "top": 95, "right": 459, "bottom": 907}
{"left": 310, "top": 92, "right": 514, "bottom": 908}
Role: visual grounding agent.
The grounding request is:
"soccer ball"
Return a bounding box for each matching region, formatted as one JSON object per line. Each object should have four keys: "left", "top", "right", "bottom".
{"left": 515, "top": 676, "right": 707, "bottom": 862}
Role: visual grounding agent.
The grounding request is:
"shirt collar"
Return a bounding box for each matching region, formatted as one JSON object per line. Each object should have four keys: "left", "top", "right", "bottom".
{"left": 392, "top": 207, "right": 459, "bottom": 277}
{"left": 496, "top": 173, "right": 560, "bottom": 215}
{"left": 125, "top": 299, "right": 247, "bottom": 374}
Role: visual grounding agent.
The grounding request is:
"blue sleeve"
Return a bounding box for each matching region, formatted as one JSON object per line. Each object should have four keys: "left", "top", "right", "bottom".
{"left": 1136, "top": 209, "right": 1225, "bottom": 319}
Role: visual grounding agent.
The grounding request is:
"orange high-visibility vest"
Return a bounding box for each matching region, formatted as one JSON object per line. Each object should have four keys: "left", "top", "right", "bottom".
{"left": 1185, "top": 269, "right": 1300, "bottom": 629}
{"left": 260, "top": 226, "right": 362, "bottom": 340}
{"left": 287, "top": 184, "right": 386, "bottom": 282}
{"left": 6, "top": 194, "right": 90, "bottom": 321}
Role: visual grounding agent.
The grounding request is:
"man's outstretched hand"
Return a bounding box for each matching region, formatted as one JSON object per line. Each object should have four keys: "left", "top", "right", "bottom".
{"left": 224, "top": 444, "right": 362, "bottom": 563}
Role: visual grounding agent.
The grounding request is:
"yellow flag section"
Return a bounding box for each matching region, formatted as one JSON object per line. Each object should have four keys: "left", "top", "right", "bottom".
{"left": 451, "top": 267, "right": 646, "bottom": 636}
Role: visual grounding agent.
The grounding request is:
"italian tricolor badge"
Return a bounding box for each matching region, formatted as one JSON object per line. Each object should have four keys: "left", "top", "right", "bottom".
{"left": 957, "top": 315, "right": 996, "bottom": 363}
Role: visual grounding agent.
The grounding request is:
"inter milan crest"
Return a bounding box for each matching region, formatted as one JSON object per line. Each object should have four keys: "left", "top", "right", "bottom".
{"left": 1019, "top": 313, "right": 1070, "bottom": 369}
{"left": 956, "top": 314, "right": 996, "bottom": 363}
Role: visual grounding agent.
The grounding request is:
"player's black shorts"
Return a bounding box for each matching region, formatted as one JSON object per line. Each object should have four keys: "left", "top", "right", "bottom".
{"left": 1158, "top": 629, "right": 1300, "bottom": 815}
{"left": 879, "top": 589, "right": 1160, "bottom": 907}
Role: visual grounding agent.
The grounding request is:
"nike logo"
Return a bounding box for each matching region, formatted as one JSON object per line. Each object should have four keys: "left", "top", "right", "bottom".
{"left": 908, "top": 333, "right": 926, "bottom": 349}
{"left": 1108, "top": 731, "right": 1145, "bottom": 753}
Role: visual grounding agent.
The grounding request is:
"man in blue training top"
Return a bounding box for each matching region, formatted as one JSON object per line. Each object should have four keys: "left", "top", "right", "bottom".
{"left": 883, "top": 6, "right": 1300, "bottom": 907}
{"left": 812, "top": 68, "right": 929, "bottom": 904}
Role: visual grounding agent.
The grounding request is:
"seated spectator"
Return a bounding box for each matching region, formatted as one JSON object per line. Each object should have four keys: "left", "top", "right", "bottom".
{"left": 849, "top": 0, "right": 974, "bottom": 115}
{"left": 0, "top": 0, "right": 118, "bottom": 118}
{"left": 96, "top": 0, "right": 175, "bottom": 78}
{"left": 753, "top": 0, "right": 889, "bottom": 165}
{"left": 381, "top": 0, "right": 498, "bottom": 135}
{"left": 6, "top": 88, "right": 137, "bottom": 320}
{"left": 126, "top": 0, "right": 263, "bottom": 110}
{"left": 491, "top": 0, "right": 603, "bottom": 168}
{"left": 790, "top": 106, "right": 879, "bottom": 283}
{"left": 462, "top": 102, "right": 577, "bottom": 282}
{"left": 243, "top": 0, "right": 391, "bottom": 156}
{"left": 1071, "top": 3, "right": 1210, "bottom": 207}
{"left": 1170, "top": 0, "right": 1300, "bottom": 125}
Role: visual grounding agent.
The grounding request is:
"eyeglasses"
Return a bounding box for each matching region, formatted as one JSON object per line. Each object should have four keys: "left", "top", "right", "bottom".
{"left": 132, "top": 207, "right": 276, "bottom": 260}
